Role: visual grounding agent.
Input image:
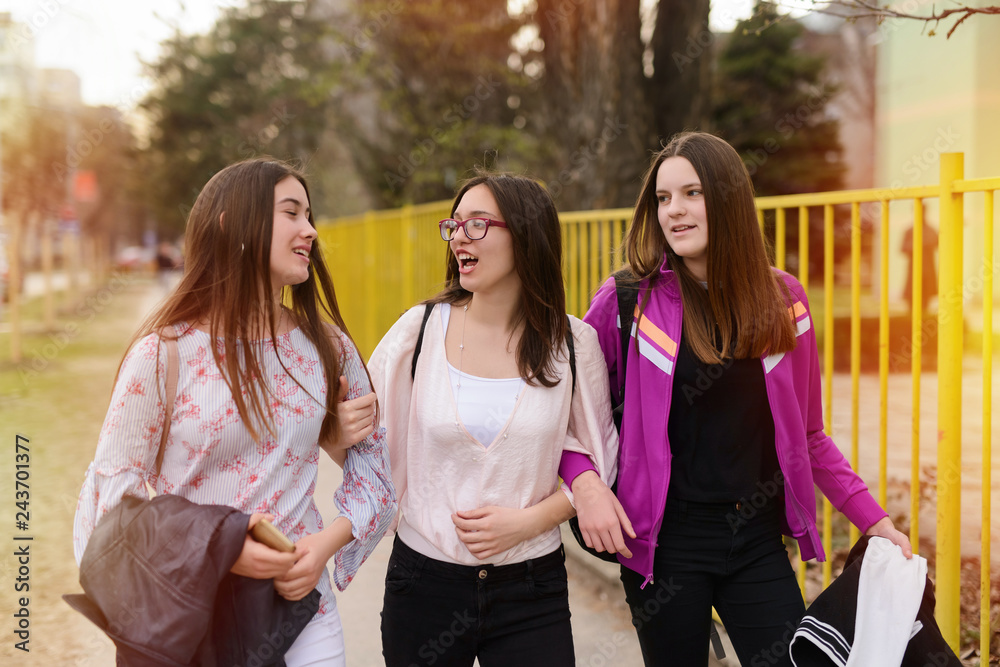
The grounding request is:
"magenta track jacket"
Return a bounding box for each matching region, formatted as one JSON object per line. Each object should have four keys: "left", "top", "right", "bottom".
{"left": 561, "top": 263, "right": 888, "bottom": 587}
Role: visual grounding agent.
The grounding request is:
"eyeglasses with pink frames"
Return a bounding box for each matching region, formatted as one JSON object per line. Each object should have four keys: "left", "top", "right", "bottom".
{"left": 438, "top": 217, "right": 508, "bottom": 241}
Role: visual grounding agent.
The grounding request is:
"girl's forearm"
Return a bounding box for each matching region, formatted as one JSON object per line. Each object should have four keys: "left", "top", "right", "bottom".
{"left": 312, "top": 516, "right": 354, "bottom": 561}
{"left": 524, "top": 490, "right": 575, "bottom": 539}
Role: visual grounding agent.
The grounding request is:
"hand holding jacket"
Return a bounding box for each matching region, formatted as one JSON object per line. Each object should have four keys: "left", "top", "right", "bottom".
{"left": 276, "top": 516, "right": 355, "bottom": 600}
{"left": 230, "top": 513, "right": 299, "bottom": 580}
{"left": 865, "top": 516, "right": 913, "bottom": 558}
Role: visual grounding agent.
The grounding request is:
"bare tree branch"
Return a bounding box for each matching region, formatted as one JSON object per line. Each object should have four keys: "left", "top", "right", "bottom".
{"left": 779, "top": 1, "right": 1000, "bottom": 38}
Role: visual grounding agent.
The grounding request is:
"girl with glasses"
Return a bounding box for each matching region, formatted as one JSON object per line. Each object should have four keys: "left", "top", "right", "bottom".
{"left": 73, "top": 158, "right": 396, "bottom": 666}
{"left": 567, "top": 132, "right": 912, "bottom": 666}
{"left": 367, "top": 172, "right": 623, "bottom": 666}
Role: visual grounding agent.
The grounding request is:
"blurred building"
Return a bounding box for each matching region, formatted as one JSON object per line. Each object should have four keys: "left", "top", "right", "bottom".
{"left": 876, "top": 12, "right": 1000, "bottom": 309}
{"left": 38, "top": 67, "right": 81, "bottom": 110}
{"left": 791, "top": 8, "right": 997, "bottom": 314}
{"left": 0, "top": 12, "right": 36, "bottom": 104}
{"left": 0, "top": 12, "right": 85, "bottom": 270}
{"left": 798, "top": 14, "right": 879, "bottom": 192}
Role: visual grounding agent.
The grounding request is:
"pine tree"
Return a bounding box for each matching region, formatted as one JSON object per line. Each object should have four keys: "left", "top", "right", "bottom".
{"left": 335, "top": 0, "right": 536, "bottom": 207}
{"left": 140, "top": 0, "right": 339, "bottom": 233}
{"left": 712, "top": 1, "right": 844, "bottom": 197}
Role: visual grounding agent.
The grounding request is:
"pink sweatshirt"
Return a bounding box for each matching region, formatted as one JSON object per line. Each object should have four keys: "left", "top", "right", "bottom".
{"left": 369, "top": 303, "right": 618, "bottom": 565}
{"left": 563, "top": 265, "right": 888, "bottom": 586}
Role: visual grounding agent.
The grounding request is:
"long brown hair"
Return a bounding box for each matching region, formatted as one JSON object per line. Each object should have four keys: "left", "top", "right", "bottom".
{"left": 624, "top": 132, "right": 796, "bottom": 363}
{"left": 426, "top": 172, "right": 568, "bottom": 387}
{"left": 125, "top": 157, "right": 364, "bottom": 445}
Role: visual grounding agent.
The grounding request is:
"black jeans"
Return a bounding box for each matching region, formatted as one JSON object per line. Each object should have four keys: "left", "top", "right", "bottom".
{"left": 620, "top": 497, "right": 806, "bottom": 667}
{"left": 380, "top": 536, "right": 575, "bottom": 667}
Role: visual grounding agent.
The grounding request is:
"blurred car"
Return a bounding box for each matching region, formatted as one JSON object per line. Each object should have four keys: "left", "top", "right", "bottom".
{"left": 115, "top": 246, "right": 155, "bottom": 273}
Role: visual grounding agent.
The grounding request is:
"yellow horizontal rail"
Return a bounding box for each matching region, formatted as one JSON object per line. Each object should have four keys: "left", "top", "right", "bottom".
{"left": 318, "top": 154, "right": 994, "bottom": 658}
{"left": 756, "top": 185, "right": 940, "bottom": 208}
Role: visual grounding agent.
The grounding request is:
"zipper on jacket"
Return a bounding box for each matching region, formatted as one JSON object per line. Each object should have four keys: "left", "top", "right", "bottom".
{"left": 760, "top": 360, "right": 812, "bottom": 540}
{"left": 642, "top": 295, "right": 682, "bottom": 589}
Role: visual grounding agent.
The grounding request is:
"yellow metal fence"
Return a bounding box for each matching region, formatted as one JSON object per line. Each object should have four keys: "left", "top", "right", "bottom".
{"left": 317, "top": 153, "right": 997, "bottom": 660}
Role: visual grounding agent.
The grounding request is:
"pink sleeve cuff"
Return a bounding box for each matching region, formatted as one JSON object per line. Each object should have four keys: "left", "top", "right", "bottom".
{"left": 840, "top": 491, "right": 889, "bottom": 533}
{"left": 559, "top": 450, "right": 597, "bottom": 488}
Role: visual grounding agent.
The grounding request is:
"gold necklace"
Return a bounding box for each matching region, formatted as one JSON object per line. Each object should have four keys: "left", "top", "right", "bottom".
{"left": 453, "top": 303, "right": 521, "bottom": 441}
{"left": 454, "top": 304, "right": 467, "bottom": 426}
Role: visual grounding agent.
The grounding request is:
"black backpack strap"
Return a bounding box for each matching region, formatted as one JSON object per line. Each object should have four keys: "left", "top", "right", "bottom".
{"left": 565, "top": 315, "right": 576, "bottom": 395}
{"left": 612, "top": 269, "right": 640, "bottom": 402}
{"left": 411, "top": 303, "right": 436, "bottom": 381}
{"left": 412, "top": 305, "right": 578, "bottom": 394}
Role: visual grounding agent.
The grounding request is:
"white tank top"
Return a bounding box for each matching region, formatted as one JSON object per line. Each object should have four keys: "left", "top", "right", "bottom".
{"left": 441, "top": 304, "right": 523, "bottom": 446}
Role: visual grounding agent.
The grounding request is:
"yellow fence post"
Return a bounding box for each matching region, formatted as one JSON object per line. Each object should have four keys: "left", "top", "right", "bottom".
{"left": 776, "top": 207, "right": 786, "bottom": 270}
{"left": 936, "top": 152, "right": 964, "bottom": 650}
{"left": 911, "top": 199, "right": 924, "bottom": 555}
{"left": 798, "top": 206, "right": 809, "bottom": 292}
{"left": 849, "top": 202, "right": 861, "bottom": 549}
{"left": 401, "top": 205, "right": 415, "bottom": 310}
{"left": 823, "top": 204, "right": 834, "bottom": 588}
{"left": 878, "top": 201, "right": 890, "bottom": 509}
{"left": 981, "top": 190, "right": 993, "bottom": 667}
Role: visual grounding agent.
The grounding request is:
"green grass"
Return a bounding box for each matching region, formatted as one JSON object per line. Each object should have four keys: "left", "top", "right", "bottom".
{"left": 0, "top": 279, "right": 156, "bottom": 663}
{"left": 0, "top": 279, "right": 146, "bottom": 397}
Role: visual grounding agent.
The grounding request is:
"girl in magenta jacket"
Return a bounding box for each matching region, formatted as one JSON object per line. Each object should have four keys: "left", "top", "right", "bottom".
{"left": 563, "top": 132, "right": 911, "bottom": 666}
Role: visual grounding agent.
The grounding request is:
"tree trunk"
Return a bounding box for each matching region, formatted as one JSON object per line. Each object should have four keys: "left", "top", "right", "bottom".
{"left": 536, "top": 0, "right": 652, "bottom": 210}
{"left": 648, "top": 0, "right": 712, "bottom": 140}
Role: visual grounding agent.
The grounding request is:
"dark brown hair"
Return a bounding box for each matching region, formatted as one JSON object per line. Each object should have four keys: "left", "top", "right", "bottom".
{"left": 624, "top": 132, "right": 796, "bottom": 363}
{"left": 125, "top": 157, "right": 366, "bottom": 445}
{"left": 427, "top": 172, "right": 568, "bottom": 387}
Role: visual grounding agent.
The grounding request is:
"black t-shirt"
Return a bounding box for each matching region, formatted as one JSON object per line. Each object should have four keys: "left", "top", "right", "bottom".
{"left": 666, "top": 325, "right": 780, "bottom": 504}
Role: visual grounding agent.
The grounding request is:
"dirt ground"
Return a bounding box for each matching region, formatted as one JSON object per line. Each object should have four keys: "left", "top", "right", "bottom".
{"left": 0, "top": 280, "right": 152, "bottom": 664}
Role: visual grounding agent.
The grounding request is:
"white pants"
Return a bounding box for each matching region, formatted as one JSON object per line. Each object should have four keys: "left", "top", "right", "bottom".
{"left": 284, "top": 604, "right": 346, "bottom": 667}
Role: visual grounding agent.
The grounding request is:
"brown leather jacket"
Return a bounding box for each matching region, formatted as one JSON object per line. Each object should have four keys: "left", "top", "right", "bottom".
{"left": 64, "top": 494, "right": 319, "bottom": 666}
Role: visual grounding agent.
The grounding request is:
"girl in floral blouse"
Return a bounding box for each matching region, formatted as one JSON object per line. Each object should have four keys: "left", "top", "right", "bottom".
{"left": 73, "top": 158, "right": 396, "bottom": 666}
